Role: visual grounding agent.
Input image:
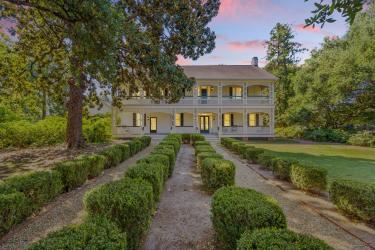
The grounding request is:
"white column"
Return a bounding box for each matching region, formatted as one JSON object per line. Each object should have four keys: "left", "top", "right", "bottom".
{"left": 172, "top": 108, "right": 176, "bottom": 133}
{"left": 141, "top": 109, "right": 145, "bottom": 135}
{"left": 111, "top": 106, "right": 118, "bottom": 137}
{"left": 218, "top": 108, "right": 222, "bottom": 136}
{"left": 193, "top": 82, "right": 198, "bottom": 105}
{"left": 194, "top": 108, "right": 199, "bottom": 133}
{"left": 218, "top": 83, "right": 222, "bottom": 105}
{"left": 243, "top": 108, "right": 247, "bottom": 136}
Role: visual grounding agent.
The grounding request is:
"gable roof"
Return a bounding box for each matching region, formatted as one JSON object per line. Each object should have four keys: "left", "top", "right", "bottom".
{"left": 182, "top": 65, "right": 277, "bottom": 81}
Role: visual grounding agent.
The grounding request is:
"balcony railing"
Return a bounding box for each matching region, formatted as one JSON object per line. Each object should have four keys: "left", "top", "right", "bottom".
{"left": 174, "top": 126, "right": 196, "bottom": 134}
{"left": 197, "top": 96, "right": 219, "bottom": 105}
{"left": 222, "top": 126, "right": 243, "bottom": 134}
{"left": 115, "top": 126, "right": 143, "bottom": 135}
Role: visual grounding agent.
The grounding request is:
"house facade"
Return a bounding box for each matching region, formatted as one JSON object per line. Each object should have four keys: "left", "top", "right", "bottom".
{"left": 112, "top": 58, "right": 277, "bottom": 138}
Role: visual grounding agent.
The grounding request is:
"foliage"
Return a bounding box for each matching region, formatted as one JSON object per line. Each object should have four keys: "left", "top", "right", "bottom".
{"left": 304, "top": 128, "right": 350, "bottom": 143}
{"left": 83, "top": 115, "right": 112, "bottom": 143}
{"left": 245, "top": 147, "right": 265, "bottom": 163}
{"left": 53, "top": 159, "right": 90, "bottom": 192}
{"left": 257, "top": 153, "right": 276, "bottom": 170}
{"left": 137, "top": 154, "right": 170, "bottom": 181}
{"left": 77, "top": 154, "right": 106, "bottom": 179}
{"left": 197, "top": 152, "right": 223, "bottom": 169}
{"left": 190, "top": 133, "right": 205, "bottom": 143}
{"left": 211, "top": 186, "right": 287, "bottom": 249}
{"left": 0, "top": 192, "right": 31, "bottom": 237}
{"left": 201, "top": 158, "right": 235, "bottom": 191}
{"left": 272, "top": 158, "right": 295, "bottom": 180}
{"left": 26, "top": 216, "right": 127, "bottom": 250}
{"left": 84, "top": 178, "right": 153, "bottom": 250}
{"left": 290, "top": 163, "right": 327, "bottom": 192}
{"left": 152, "top": 148, "right": 176, "bottom": 174}
{"left": 193, "top": 141, "right": 211, "bottom": 147}
{"left": 348, "top": 131, "right": 375, "bottom": 147}
{"left": 330, "top": 180, "right": 375, "bottom": 222}
{"left": 195, "top": 145, "right": 215, "bottom": 155}
{"left": 100, "top": 146, "right": 123, "bottom": 169}
{"left": 237, "top": 228, "right": 333, "bottom": 250}
{"left": 275, "top": 125, "right": 306, "bottom": 138}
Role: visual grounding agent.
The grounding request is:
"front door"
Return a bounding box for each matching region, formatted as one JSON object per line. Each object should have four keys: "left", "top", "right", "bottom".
{"left": 150, "top": 117, "right": 157, "bottom": 133}
{"left": 199, "top": 116, "right": 210, "bottom": 133}
{"left": 200, "top": 88, "right": 208, "bottom": 104}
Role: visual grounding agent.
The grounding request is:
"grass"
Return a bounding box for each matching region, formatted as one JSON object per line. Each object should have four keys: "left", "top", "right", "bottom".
{"left": 246, "top": 139, "right": 375, "bottom": 185}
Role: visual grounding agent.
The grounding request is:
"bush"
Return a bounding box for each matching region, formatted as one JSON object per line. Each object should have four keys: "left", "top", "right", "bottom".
{"left": 181, "top": 133, "right": 191, "bottom": 144}
{"left": 161, "top": 138, "right": 181, "bottom": 152}
{"left": 152, "top": 148, "right": 176, "bottom": 174}
{"left": 230, "top": 141, "right": 244, "bottom": 152}
{"left": 84, "top": 178, "right": 153, "bottom": 250}
{"left": 77, "top": 154, "right": 106, "bottom": 179}
{"left": 126, "top": 140, "right": 140, "bottom": 156}
{"left": 125, "top": 163, "right": 164, "bottom": 202}
{"left": 137, "top": 154, "right": 170, "bottom": 181}
{"left": 165, "top": 134, "right": 182, "bottom": 143}
{"left": 53, "top": 160, "right": 90, "bottom": 192}
{"left": 196, "top": 152, "right": 223, "bottom": 169}
{"left": 195, "top": 145, "right": 215, "bottom": 155}
{"left": 237, "top": 228, "right": 333, "bottom": 250}
{"left": 272, "top": 158, "right": 294, "bottom": 180}
{"left": 115, "top": 144, "right": 131, "bottom": 161}
{"left": 348, "top": 131, "right": 375, "bottom": 147}
{"left": 244, "top": 147, "right": 264, "bottom": 163}
{"left": 257, "top": 153, "right": 276, "bottom": 170}
{"left": 275, "top": 125, "right": 305, "bottom": 139}
{"left": 0, "top": 170, "right": 63, "bottom": 210}
{"left": 139, "top": 136, "right": 152, "bottom": 148}
{"left": 83, "top": 115, "right": 112, "bottom": 143}
{"left": 330, "top": 180, "right": 375, "bottom": 222}
{"left": 304, "top": 128, "right": 350, "bottom": 143}
{"left": 0, "top": 192, "right": 31, "bottom": 237}
{"left": 158, "top": 142, "right": 178, "bottom": 155}
{"left": 238, "top": 144, "right": 253, "bottom": 158}
{"left": 290, "top": 163, "right": 327, "bottom": 192}
{"left": 100, "top": 146, "right": 123, "bottom": 169}
{"left": 194, "top": 141, "right": 211, "bottom": 147}
{"left": 26, "top": 216, "right": 127, "bottom": 250}
{"left": 211, "top": 186, "right": 287, "bottom": 249}
{"left": 191, "top": 133, "right": 205, "bottom": 144}
{"left": 201, "top": 158, "right": 235, "bottom": 191}
{"left": 220, "top": 137, "right": 236, "bottom": 148}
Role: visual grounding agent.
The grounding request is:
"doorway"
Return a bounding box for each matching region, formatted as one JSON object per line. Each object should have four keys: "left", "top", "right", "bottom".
{"left": 150, "top": 117, "right": 157, "bottom": 133}
{"left": 199, "top": 116, "right": 210, "bottom": 133}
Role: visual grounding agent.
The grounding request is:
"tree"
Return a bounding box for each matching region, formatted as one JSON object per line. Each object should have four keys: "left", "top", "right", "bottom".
{"left": 305, "top": 0, "right": 370, "bottom": 27}
{"left": 0, "top": 0, "right": 220, "bottom": 149}
{"left": 265, "top": 23, "right": 306, "bottom": 123}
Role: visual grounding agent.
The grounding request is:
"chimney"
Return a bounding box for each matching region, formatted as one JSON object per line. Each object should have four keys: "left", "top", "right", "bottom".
{"left": 251, "top": 57, "right": 258, "bottom": 67}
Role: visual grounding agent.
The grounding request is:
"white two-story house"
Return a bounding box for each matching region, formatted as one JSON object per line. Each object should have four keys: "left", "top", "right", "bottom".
{"left": 112, "top": 57, "right": 277, "bottom": 138}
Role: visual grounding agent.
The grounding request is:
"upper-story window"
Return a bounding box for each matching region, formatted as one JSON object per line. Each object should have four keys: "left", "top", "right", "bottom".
{"left": 248, "top": 85, "right": 269, "bottom": 97}
{"left": 175, "top": 113, "right": 184, "bottom": 127}
{"left": 230, "top": 87, "right": 242, "bottom": 97}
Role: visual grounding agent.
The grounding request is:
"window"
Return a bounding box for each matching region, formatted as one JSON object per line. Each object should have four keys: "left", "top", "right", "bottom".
{"left": 233, "top": 87, "right": 242, "bottom": 97}
{"left": 175, "top": 113, "right": 181, "bottom": 127}
{"left": 248, "top": 113, "right": 257, "bottom": 127}
{"left": 223, "top": 113, "right": 231, "bottom": 127}
{"left": 133, "top": 113, "right": 141, "bottom": 127}
{"left": 248, "top": 85, "right": 269, "bottom": 96}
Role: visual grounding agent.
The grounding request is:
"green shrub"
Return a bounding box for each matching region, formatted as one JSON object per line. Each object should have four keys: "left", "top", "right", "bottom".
{"left": 191, "top": 133, "right": 205, "bottom": 143}
{"left": 257, "top": 153, "right": 276, "bottom": 170}
{"left": 165, "top": 134, "right": 182, "bottom": 143}
{"left": 126, "top": 140, "right": 141, "bottom": 156}
{"left": 137, "top": 154, "right": 170, "bottom": 181}
{"left": 0, "top": 171, "right": 63, "bottom": 210}
{"left": 348, "top": 131, "right": 375, "bottom": 147}
{"left": 195, "top": 145, "right": 215, "bottom": 155}
{"left": 237, "top": 228, "right": 333, "bottom": 250}
{"left": 162, "top": 138, "right": 181, "bottom": 152}
{"left": 245, "top": 147, "right": 264, "bottom": 163}
{"left": 275, "top": 125, "right": 305, "bottom": 139}
{"left": 211, "top": 186, "right": 286, "bottom": 249}
{"left": 0, "top": 192, "right": 31, "bottom": 237}
{"left": 181, "top": 133, "right": 191, "bottom": 144}
{"left": 54, "top": 160, "right": 90, "bottom": 192}
{"left": 290, "top": 163, "right": 327, "bottom": 192}
{"left": 84, "top": 178, "right": 153, "bottom": 250}
{"left": 330, "top": 180, "right": 375, "bottom": 222}
{"left": 238, "top": 144, "right": 253, "bottom": 158}
{"left": 83, "top": 115, "right": 112, "bottom": 143}
{"left": 201, "top": 158, "right": 235, "bottom": 191}
{"left": 272, "top": 158, "right": 294, "bottom": 180}
{"left": 100, "top": 146, "right": 123, "bottom": 169}
{"left": 114, "top": 144, "right": 131, "bottom": 161}
{"left": 196, "top": 152, "right": 223, "bottom": 169}
{"left": 230, "top": 141, "right": 244, "bottom": 152}
{"left": 158, "top": 142, "right": 178, "bottom": 155}
{"left": 152, "top": 148, "right": 176, "bottom": 174}
{"left": 304, "top": 128, "right": 350, "bottom": 143}
{"left": 220, "top": 137, "right": 236, "bottom": 148}
{"left": 26, "top": 216, "right": 127, "bottom": 250}
{"left": 139, "top": 136, "right": 152, "bottom": 148}
{"left": 132, "top": 139, "right": 143, "bottom": 153}
{"left": 125, "top": 163, "right": 164, "bottom": 202}
{"left": 78, "top": 154, "right": 106, "bottom": 179}
{"left": 194, "top": 141, "right": 210, "bottom": 147}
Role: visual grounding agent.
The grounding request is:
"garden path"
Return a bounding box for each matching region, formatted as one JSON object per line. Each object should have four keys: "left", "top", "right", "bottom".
{"left": 211, "top": 142, "right": 375, "bottom": 250}
{"left": 0, "top": 142, "right": 156, "bottom": 250}
{"left": 142, "top": 144, "right": 216, "bottom": 250}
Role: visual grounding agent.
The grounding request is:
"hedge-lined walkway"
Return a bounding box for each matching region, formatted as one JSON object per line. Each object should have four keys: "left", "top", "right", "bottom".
{"left": 211, "top": 142, "right": 375, "bottom": 250}
{"left": 142, "top": 144, "right": 216, "bottom": 250}
{"left": 0, "top": 142, "right": 156, "bottom": 250}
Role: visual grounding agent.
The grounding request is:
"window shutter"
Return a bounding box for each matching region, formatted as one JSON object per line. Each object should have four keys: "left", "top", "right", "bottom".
{"left": 133, "top": 113, "right": 136, "bottom": 127}
{"left": 181, "top": 113, "right": 184, "bottom": 127}
{"left": 247, "top": 113, "right": 249, "bottom": 127}
{"left": 256, "top": 113, "right": 260, "bottom": 127}
{"left": 230, "top": 113, "right": 234, "bottom": 126}
{"left": 144, "top": 114, "right": 146, "bottom": 127}
{"left": 229, "top": 87, "right": 233, "bottom": 96}
{"left": 222, "top": 114, "right": 224, "bottom": 126}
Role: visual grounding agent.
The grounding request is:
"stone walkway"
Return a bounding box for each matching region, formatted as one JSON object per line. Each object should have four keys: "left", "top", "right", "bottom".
{"left": 211, "top": 142, "right": 375, "bottom": 250}
{"left": 0, "top": 143, "right": 156, "bottom": 250}
{"left": 142, "top": 145, "right": 215, "bottom": 250}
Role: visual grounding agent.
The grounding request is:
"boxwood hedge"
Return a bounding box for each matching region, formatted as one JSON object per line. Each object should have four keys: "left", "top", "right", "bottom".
{"left": 194, "top": 141, "right": 211, "bottom": 147}
{"left": 244, "top": 147, "right": 265, "bottom": 163}
{"left": 257, "top": 153, "right": 276, "bottom": 170}
{"left": 330, "top": 180, "right": 375, "bottom": 222}
{"left": 100, "top": 146, "right": 123, "bottom": 169}
{"left": 137, "top": 154, "right": 170, "bottom": 181}
{"left": 195, "top": 145, "right": 215, "bottom": 156}
{"left": 290, "top": 163, "right": 327, "bottom": 192}
{"left": 272, "top": 158, "right": 295, "bottom": 180}
{"left": 151, "top": 147, "right": 176, "bottom": 175}
{"left": 201, "top": 158, "right": 235, "bottom": 191}
{"left": 84, "top": 178, "right": 153, "bottom": 250}
{"left": 54, "top": 159, "right": 90, "bottom": 192}
{"left": 237, "top": 228, "right": 333, "bottom": 250}
{"left": 77, "top": 154, "right": 106, "bottom": 179}
{"left": 211, "top": 186, "right": 286, "bottom": 249}
{"left": 196, "top": 152, "right": 223, "bottom": 169}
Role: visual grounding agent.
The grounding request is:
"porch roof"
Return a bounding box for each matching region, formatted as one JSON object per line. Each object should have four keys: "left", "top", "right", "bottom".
{"left": 182, "top": 65, "right": 277, "bottom": 81}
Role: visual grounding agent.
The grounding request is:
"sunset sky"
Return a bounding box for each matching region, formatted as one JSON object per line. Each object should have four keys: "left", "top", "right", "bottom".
{"left": 177, "top": 0, "right": 348, "bottom": 67}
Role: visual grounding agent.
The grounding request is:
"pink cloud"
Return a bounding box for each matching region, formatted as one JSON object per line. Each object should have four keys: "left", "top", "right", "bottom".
{"left": 176, "top": 55, "right": 192, "bottom": 65}
{"left": 294, "top": 23, "right": 321, "bottom": 33}
{"left": 227, "top": 40, "right": 266, "bottom": 51}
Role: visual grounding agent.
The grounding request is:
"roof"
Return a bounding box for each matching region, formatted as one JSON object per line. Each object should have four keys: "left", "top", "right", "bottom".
{"left": 182, "top": 65, "right": 277, "bottom": 81}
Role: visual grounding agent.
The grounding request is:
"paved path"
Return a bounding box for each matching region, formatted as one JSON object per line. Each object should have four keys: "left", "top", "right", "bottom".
{"left": 211, "top": 142, "right": 375, "bottom": 250}
{"left": 0, "top": 143, "right": 156, "bottom": 250}
{"left": 142, "top": 145, "right": 215, "bottom": 250}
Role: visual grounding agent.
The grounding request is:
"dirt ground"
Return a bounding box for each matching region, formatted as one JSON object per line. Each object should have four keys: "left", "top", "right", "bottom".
{"left": 0, "top": 141, "right": 125, "bottom": 180}
{"left": 142, "top": 145, "right": 217, "bottom": 250}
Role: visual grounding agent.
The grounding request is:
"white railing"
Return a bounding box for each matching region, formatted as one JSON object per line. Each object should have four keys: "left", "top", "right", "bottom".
{"left": 247, "top": 126, "right": 271, "bottom": 134}
{"left": 197, "top": 96, "right": 219, "bottom": 105}
{"left": 247, "top": 97, "right": 273, "bottom": 105}
{"left": 173, "top": 126, "right": 196, "bottom": 134}
{"left": 222, "top": 126, "right": 244, "bottom": 135}
{"left": 115, "top": 126, "right": 143, "bottom": 136}
{"left": 222, "top": 96, "right": 244, "bottom": 105}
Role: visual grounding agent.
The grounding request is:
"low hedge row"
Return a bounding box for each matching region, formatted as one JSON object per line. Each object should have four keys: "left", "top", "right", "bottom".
{"left": 181, "top": 133, "right": 205, "bottom": 144}
{"left": 28, "top": 134, "right": 180, "bottom": 250}
{"left": 0, "top": 136, "right": 151, "bottom": 238}
{"left": 220, "top": 138, "right": 328, "bottom": 193}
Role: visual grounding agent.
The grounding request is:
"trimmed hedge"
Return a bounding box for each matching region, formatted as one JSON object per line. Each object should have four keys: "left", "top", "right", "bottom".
{"left": 330, "top": 180, "right": 375, "bottom": 222}
{"left": 26, "top": 216, "right": 127, "bottom": 250}
{"left": 181, "top": 133, "right": 191, "bottom": 144}
{"left": 84, "top": 178, "right": 153, "bottom": 250}
{"left": 137, "top": 154, "right": 170, "bottom": 181}
{"left": 237, "top": 228, "right": 333, "bottom": 250}
{"left": 290, "top": 163, "right": 327, "bottom": 192}
{"left": 244, "top": 147, "right": 264, "bottom": 163}
{"left": 53, "top": 159, "right": 90, "bottom": 192}
{"left": 257, "top": 153, "right": 276, "bottom": 170}
{"left": 139, "top": 135, "right": 152, "bottom": 148}
{"left": 0, "top": 170, "right": 63, "bottom": 210}
{"left": 152, "top": 147, "right": 176, "bottom": 174}
{"left": 238, "top": 144, "right": 254, "bottom": 158}
{"left": 194, "top": 141, "right": 211, "bottom": 147}
{"left": 211, "top": 186, "right": 287, "bottom": 249}
{"left": 77, "top": 154, "right": 106, "bottom": 179}
{"left": 196, "top": 152, "right": 223, "bottom": 169}
{"left": 272, "top": 158, "right": 294, "bottom": 180}
{"left": 0, "top": 192, "right": 30, "bottom": 237}
{"left": 191, "top": 133, "right": 205, "bottom": 143}
{"left": 159, "top": 140, "right": 179, "bottom": 154}
{"left": 100, "top": 146, "right": 123, "bottom": 169}
{"left": 220, "top": 137, "right": 236, "bottom": 148}
{"left": 195, "top": 145, "right": 215, "bottom": 155}
{"left": 201, "top": 158, "right": 235, "bottom": 191}
{"left": 125, "top": 163, "right": 164, "bottom": 202}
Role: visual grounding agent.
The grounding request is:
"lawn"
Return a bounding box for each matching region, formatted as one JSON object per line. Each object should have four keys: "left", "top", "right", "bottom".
{"left": 246, "top": 139, "right": 375, "bottom": 185}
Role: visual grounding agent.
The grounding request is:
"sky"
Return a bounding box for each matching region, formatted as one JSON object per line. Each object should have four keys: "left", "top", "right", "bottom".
{"left": 177, "top": 0, "right": 349, "bottom": 67}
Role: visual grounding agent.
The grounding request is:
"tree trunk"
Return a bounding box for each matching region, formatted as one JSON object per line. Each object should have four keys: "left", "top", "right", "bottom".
{"left": 66, "top": 77, "right": 86, "bottom": 149}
